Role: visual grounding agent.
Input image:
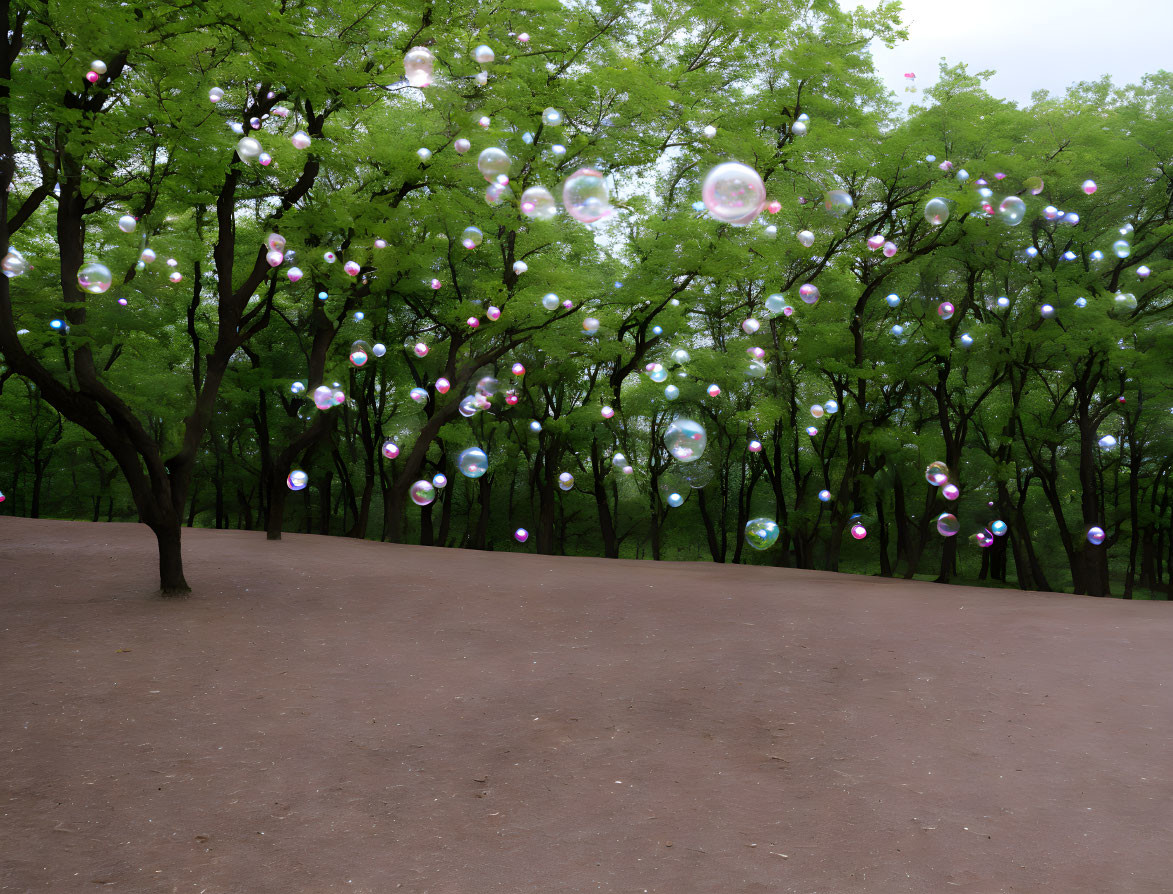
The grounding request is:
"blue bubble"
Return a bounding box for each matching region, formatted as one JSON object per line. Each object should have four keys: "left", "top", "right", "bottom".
{"left": 317, "top": 291, "right": 328, "bottom": 300}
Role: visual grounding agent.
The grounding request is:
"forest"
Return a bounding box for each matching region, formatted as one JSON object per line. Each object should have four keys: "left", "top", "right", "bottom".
{"left": 1, "top": 0, "right": 1171, "bottom": 599}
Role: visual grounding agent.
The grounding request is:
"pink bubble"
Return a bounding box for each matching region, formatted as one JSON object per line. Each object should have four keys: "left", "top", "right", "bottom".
{"left": 798, "top": 197, "right": 807, "bottom": 205}
{"left": 767, "top": 200, "right": 782, "bottom": 214}
{"left": 505, "top": 391, "right": 519, "bottom": 405}
{"left": 782, "top": 305, "right": 794, "bottom": 317}
{"left": 117, "top": 298, "right": 128, "bottom": 306}
{"left": 748, "top": 440, "right": 762, "bottom": 453}
{"left": 882, "top": 241, "right": 897, "bottom": 257}
{"left": 851, "top": 524, "right": 867, "bottom": 540}
{"left": 467, "top": 317, "right": 480, "bottom": 328}
{"left": 942, "top": 483, "right": 960, "bottom": 501}
{"left": 374, "top": 238, "right": 387, "bottom": 249}
{"left": 707, "top": 384, "right": 721, "bottom": 397}
{"left": 512, "top": 362, "right": 525, "bottom": 376}
{"left": 561, "top": 299, "right": 573, "bottom": 309}
{"left": 430, "top": 278, "right": 442, "bottom": 290}
{"left": 85, "top": 70, "right": 100, "bottom": 84}
{"left": 343, "top": 260, "right": 360, "bottom": 276}
{"left": 1082, "top": 179, "right": 1097, "bottom": 195}
{"left": 601, "top": 406, "right": 615, "bottom": 419}
{"left": 436, "top": 377, "right": 450, "bottom": 394}
{"left": 867, "top": 235, "right": 885, "bottom": 251}
{"left": 413, "top": 342, "right": 429, "bottom": 357}
{"left": 487, "top": 306, "right": 501, "bottom": 321}
{"left": 381, "top": 441, "right": 400, "bottom": 459}
{"left": 938, "top": 160, "right": 953, "bottom": 171}
{"left": 514, "top": 527, "right": 529, "bottom": 542}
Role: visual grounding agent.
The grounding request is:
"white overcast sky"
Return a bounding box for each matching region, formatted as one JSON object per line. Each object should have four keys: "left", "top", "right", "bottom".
{"left": 858, "top": 0, "right": 1172, "bottom": 106}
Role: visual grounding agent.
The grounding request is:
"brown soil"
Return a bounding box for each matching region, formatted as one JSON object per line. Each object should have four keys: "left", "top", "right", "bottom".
{"left": 1, "top": 517, "right": 1170, "bottom": 893}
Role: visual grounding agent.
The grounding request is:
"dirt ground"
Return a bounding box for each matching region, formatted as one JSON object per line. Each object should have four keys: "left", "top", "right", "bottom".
{"left": 1, "top": 517, "right": 1171, "bottom": 894}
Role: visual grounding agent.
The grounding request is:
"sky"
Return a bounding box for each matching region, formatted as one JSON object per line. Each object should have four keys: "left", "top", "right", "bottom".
{"left": 858, "top": 0, "right": 1173, "bottom": 106}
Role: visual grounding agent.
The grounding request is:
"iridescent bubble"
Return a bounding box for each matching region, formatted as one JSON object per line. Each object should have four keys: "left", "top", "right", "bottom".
{"left": 520, "top": 186, "right": 557, "bottom": 220}
{"left": 403, "top": 46, "right": 435, "bottom": 87}
{"left": 886, "top": 293, "right": 900, "bottom": 307}
{"left": 990, "top": 520, "right": 1008, "bottom": 536}
{"left": 936, "top": 513, "right": 960, "bottom": 537}
{"left": 343, "top": 260, "right": 360, "bottom": 276}
{"left": 313, "top": 385, "right": 334, "bottom": 410}
{"left": 1098, "top": 434, "right": 1118, "bottom": 449}
{"left": 972, "top": 529, "right": 995, "bottom": 548}
{"left": 746, "top": 360, "right": 768, "bottom": 378}
{"left": 960, "top": 333, "right": 974, "bottom": 348}
{"left": 1024, "top": 176, "right": 1044, "bottom": 195}
{"left": 349, "top": 341, "right": 370, "bottom": 367}
{"left": 798, "top": 283, "right": 819, "bottom": 305}
{"left": 381, "top": 441, "right": 400, "bottom": 459}
{"left": 747, "top": 346, "right": 765, "bottom": 361}
{"left": 664, "top": 418, "right": 707, "bottom": 462}
{"left": 2, "top": 250, "right": 28, "bottom": 277}
{"left": 748, "top": 440, "right": 762, "bottom": 453}
{"left": 1074, "top": 297, "right": 1087, "bottom": 308}
{"left": 558, "top": 472, "right": 574, "bottom": 491}
{"left": 1082, "top": 180, "right": 1097, "bottom": 195}
{"left": 287, "top": 267, "right": 303, "bottom": 282}
{"left": 1137, "top": 266, "right": 1151, "bottom": 279}
{"left": 209, "top": 86, "right": 224, "bottom": 103}
{"left": 998, "top": 195, "right": 1026, "bottom": 226}
{"left": 1120, "top": 223, "right": 1135, "bottom": 237}
{"left": 818, "top": 190, "right": 852, "bottom": 219}
{"left": 666, "top": 492, "right": 685, "bottom": 508}
{"left": 461, "top": 226, "right": 483, "bottom": 250}
{"left": 236, "top": 137, "right": 263, "bottom": 162}
{"left": 474, "top": 44, "right": 495, "bottom": 64}
{"left": 867, "top": 234, "right": 885, "bottom": 251}
{"left": 942, "top": 483, "right": 960, "bottom": 501}
{"left": 600, "top": 406, "right": 615, "bottom": 419}
{"left": 810, "top": 404, "right": 824, "bottom": 419}
{"left": 824, "top": 399, "right": 839, "bottom": 414}
{"left": 1090, "top": 250, "right": 1104, "bottom": 262}
{"left": 541, "top": 293, "right": 560, "bottom": 311}
{"left": 583, "top": 317, "right": 600, "bottom": 335}
{"left": 286, "top": 470, "right": 309, "bottom": 491}
{"left": 477, "top": 147, "right": 511, "bottom": 183}
{"left": 562, "top": 168, "right": 612, "bottom": 223}
{"left": 514, "top": 527, "right": 529, "bottom": 542}
{"left": 476, "top": 376, "right": 499, "bottom": 397}
{"left": 648, "top": 363, "right": 668, "bottom": 383}
{"left": 818, "top": 489, "right": 832, "bottom": 502}
{"left": 1086, "top": 526, "right": 1106, "bottom": 545}
{"left": 331, "top": 389, "right": 346, "bottom": 407}
{"left": 1043, "top": 205, "right": 1060, "bottom": 221}
{"left": 291, "top": 381, "right": 306, "bottom": 394}
{"left": 436, "top": 377, "right": 450, "bottom": 394}
{"left": 745, "top": 518, "right": 780, "bottom": 550}
{"left": 924, "top": 197, "right": 950, "bottom": 225}
{"left": 707, "top": 383, "right": 721, "bottom": 398}
{"left": 513, "top": 260, "right": 528, "bottom": 275}
{"left": 996, "top": 296, "right": 1010, "bottom": 309}
{"left": 413, "top": 342, "right": 429, "bottom": 357}
{"left": 117, "top": 214, "right": 137, "bottom": 234}
{"left": 432, "top": 473, "right": 448, "bottom": 489}
{"left": 1114, "top": 292, "right": 1137, "bottom": 313}
{"left": 701, "top": 162, "right": 767, "bottom": 225}
{"left": 742, "top": 318, "right": 760, "bottom": 335}
{"left": 542, "top": 107, "right": 563, "bottom": 126}
{"left": 671, "top": 349, "right": 691, "bottom": 365}
{"left": 797, "top": 230, "right": 815, "bottom": 247}
{"left": 487, "top": 306, "right": 501, "bottom": 321}
{"left": 850, "top": 524, "right": 867, "bottom": 540}
{"left": 77, "top": 262, "right": 112, "bottom": 294}
{"left": 883, "top": 241, "right": 898, "bottom": 257}
{"left": 765, "top": 293, "right": 787, "bottom": 315}
{"left": 410, "top": 387, "right": 428, "bottom": 403}
{"left": 925, "top": 461, "right": 950, "bottom": 486}
{"left": 410, "top": 480, "right": 436, "bottom": 506}
{"left": 266, "top": 249, "right": 284, "bottom": 267}
{"left": 937, "top": 301, "right": 954, "bottom": 321}
{"left": 1040, "top": 304, "right": 1055, "bottom": 319}
{"left": 664, "top": 384, "right": 680, "bottom": 400}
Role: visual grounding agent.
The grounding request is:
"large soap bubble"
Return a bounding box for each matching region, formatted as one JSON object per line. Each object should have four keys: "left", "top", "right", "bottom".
{"left": 404, "top": 46, "right": 435, "bottom": 87}
{"left": 935, "top": 513, "right": 960, "bottom": 537}
{"left": 998, "top": 196, "right": 1026, "bottom": 226}
{"left": 925, "top": 461, "right": 950, "bottom": 486}
{"left": 664, "top": 418, "right": 707, "bottom": 462}
{"left": 457, "top": 447, "right": 489, "bottom": 478}
{"left": 824, "top": 189, "right": 853, "bottom": 217}
{"left": 477, "top": 147, "right": 511, "bottom": 183}
{"left": 701, "top": 162, "right": 767, "bottom": 225}
{"left": 744, "top": 518, "right": 780, "bottom": 550}
{"left": 924, "top": 197, "right": 949, "bottom": 225}
{"left": 562, "top": 169, "right": 612, "bottom": 223}
{"left": 520, "top": 186, "right": 557, "bottom": 220}
{"left": 236, "top": 137, "right": 263, "bottom": 162}
{"left": 77, "top": 262, "right": 113, "bottom": 294}
{"left": 410, "top": 480, "right": 436, "bottom": 506}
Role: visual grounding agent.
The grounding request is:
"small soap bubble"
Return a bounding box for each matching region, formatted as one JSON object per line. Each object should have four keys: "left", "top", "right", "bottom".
{"left": 745, "top": 518, "right": 780, "bottom": 550}
{"left": 924, "top": 197, "right": 950, "bottom": 225}
{"left": 936, "top": 513, "right": 959, "bottom": 537}
{"left": 562, "top": 168, "right": 612, "bottom": 223}
{"left": 286, "top": 470, "right": 309, "bottom": 491}
{"left": 410, "top": 480, "right": 436, "bottom": 506}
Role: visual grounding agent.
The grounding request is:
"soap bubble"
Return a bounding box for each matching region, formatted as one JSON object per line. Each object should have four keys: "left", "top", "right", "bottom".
{"left": 1137, "top": 265, "right": 1151, "bottom": 279}
{"left": 287, "top": 266, "right": 304, "bottom": 282}
{"left": 942, "top": 483, "right": 960, "bottom": 501}
{"left": 745, "top": 518, "right": 780, "bottom": 550}
{"left": 667, "top": 492, "right": 685, "bottom": 508}
{"left": 1086, "top": 526, "right": 1106, "bottom": 545}
{"left": 349, "top": 341, "right": 370, "bottom": 367}
{"left": 343, "top": 260, "right": 360, "bottom": 276}
{"left": 1024, "top": 176, "right": 1044, "bottom": 195}
{"left": 742, "top": 318, "right": 760, "bottom": 335}
{"left": 266, "top": 249, "right": 284, "bottom": 267}
{"left": 805, "top": 426, "right": 819, "bottom": 437}
{"left": 286, "top": 470, "right": 309, "bottom": 491}
{"left": 432, "top": 473, "right": 448, "bottom": 489}
{"left": 810, "top": 404, "right": 824, "bottom": 419}
{"left": 701, "top": 162, "right": 767, "bottom": 225}
{"left": 816, "top": 189, "right": 852, "bottom": 219}
{"left": 765, "top": 293, "right": 787, "bottom": 315}
{"left": 936, "top": 513, "right": 960, "bottom": 537}
{"left": 520, "top": 186, "right": 557, "bottom": 219}
{"left": 476, "top": 147, "right": 511, "bottom": 183}
{"left": 558, "top": 472, "right": 574, "bottom": 491}
{"left": 236, "top": 137, "right": 263, "bottom": 162}
{"left": 1098, "top": 434, "right": 1118, "bottom": 449}
{"left": 746, "top": 360, "right": 768, "bottom": 378}
{"left": 1082, "top": 180, "right": 1097, "bottom": 195}
{"left": 664, "top": 418, "right": 707, "bottom": 462}
{"left": 413, "top": 342, "right": 429, "bottom": 357}
{"left": 1040, "top": 304, "right": 1055, "bottom": 319}
{"left": 890, "top": 324, "right": 904, "bottom": 337}
{"left": 291, "top": 381, "right": 306, "bottom": 394}
{"left": 416, "top": 147, "right": 432, "bottom": 162}
{"left": 998, "top": 196, "right": 1026, "bottom": 226}
{"left": 990, "top": 520, "right": 1008, "bottom": 537}
{"left": 706, "top": 384, "right": 721, "bottom": 398}
{"left": 648, "top": 363, "right": 668, "bottom": 383}
{"left": 818, "top": 489, "right": 832, "bottom": 502}
{"left": 1114, "top": 292, "right": 1137, "bottom": 313}
{"left": 972, "top": 529, "right": 995, "bottom": 548}
{"left": 2, "top": 250, "right": 29, "bottom": 277}
{"left": 381, "top": 441, "right": 400, "bottom": 459}
{"left": 850, "top": 523, "right": 867, "bottom": 540}
{"left": 514, "top": 527, "right": 529, "bottom": 542}
{"left": 117, "top": 214, "right": 136, "bottom": 233}
{"left": 883, "top": 241, "right": 898, "bottom": 257}
{"left": 409, "top": 480, "right": 436, "bottom": 506}
{"left": 798, "top": 283, "right": 819, "bottom": 304}
{"left": 886, "top": 293, "right": 900, "bottom": 307}
{"left": 796, "top": 229, "right": 815, "bottom": 248}
{"left": 664, "top": 384, "right": 680, "bottom": 400}
{"left": 513, "top": 260, "right": 528, "bottom": 275}
{"left": 473, "top": 44, "right": 495, "bottom": 64}
{"left": 542, "top": 107, "right": 563, "bottom": 126}
{"left": 1112, "top": 240, "right": 1131, "bottom": 259}
{"left": 410, "top": 387, "right": 428, "bottom": 403}
{"left": 313, "top": 385, "right": 334, "bottom": 410}
{"left": 562, "top": 168, "right": 612, "bottom": 223}
{"left": 937, "top": 301, "right": 954, "bottom": 320}
{"left": 209, "top": 86, "right": 224, "bottom": 103}
{"left": 77, "top": 262, "right": 113, "bottom": 294}
{"left": 404, "top": 46, "right": 435, "bottom": 87}
{"left": 461, "top": 226, "right": 484, "bottom": 249}
{"left": 541, "top": 292, "right": 560, "bottom": 311}
{"left": 748, "top": 440, "right": 762, "bottom": 453}
{"left": 925, "top": 461, "right": 950, "bottom": 486}
{"left": 924, "top": 197, "right": 949, "bottom": 225}
{"left": 824, "top": 399, "right": 839, "bottom": 414}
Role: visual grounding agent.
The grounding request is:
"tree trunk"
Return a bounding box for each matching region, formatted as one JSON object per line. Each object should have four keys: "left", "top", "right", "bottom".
{"left": 152, "top": 521, "right": 189, "bottom": 596}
